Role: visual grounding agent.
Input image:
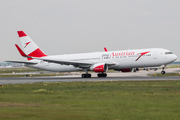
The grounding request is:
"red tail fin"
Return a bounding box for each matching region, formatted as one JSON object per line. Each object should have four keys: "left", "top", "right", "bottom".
{"left": 17, "top": 31, "right": 47, "bottom": 60}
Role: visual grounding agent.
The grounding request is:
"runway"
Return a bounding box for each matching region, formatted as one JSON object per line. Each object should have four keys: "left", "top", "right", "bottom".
{"left": 0, "top": 68, "right": 180, "bottom": 84}
{"left": 1, "top": 74, "right": 180, "bottom": 84}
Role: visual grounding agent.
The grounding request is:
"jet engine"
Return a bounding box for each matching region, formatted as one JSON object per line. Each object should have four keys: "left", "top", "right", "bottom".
{"left": 90, "top": 63, "right": 108, "bottom": 72}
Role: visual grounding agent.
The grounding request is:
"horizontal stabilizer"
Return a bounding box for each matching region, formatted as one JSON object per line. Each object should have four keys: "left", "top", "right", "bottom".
{"left": 6, "top": 61, "right": 38, "bottom": 65}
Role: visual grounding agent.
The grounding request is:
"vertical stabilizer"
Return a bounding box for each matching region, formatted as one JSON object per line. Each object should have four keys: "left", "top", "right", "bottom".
{"left": 17, "top": 31, "right": 47, "bottom": 60}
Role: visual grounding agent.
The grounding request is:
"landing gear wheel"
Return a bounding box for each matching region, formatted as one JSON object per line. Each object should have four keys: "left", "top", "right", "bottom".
{"left": 161, "top": 71, "right": 166, "bottom": 74}
{"left": 81, "top": 74, "right": 91, "bottom": 78}
{"left": 81, "top": 74, "right": 85, "bottom": 78}
{"left": 97, "top": 73, "right": 107, "bottom": 77}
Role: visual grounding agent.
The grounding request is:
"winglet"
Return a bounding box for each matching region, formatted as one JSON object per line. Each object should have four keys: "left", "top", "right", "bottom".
{"left": 104, "top": 47, "right": 108, "bottom": 52}
{"left": 15, "top": 44, "right": 27, "bottom": 57}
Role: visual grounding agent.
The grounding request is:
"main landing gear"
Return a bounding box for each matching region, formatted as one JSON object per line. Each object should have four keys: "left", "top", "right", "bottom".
{"left": 81, "top": 71, "right": 107, "bottom": 78}
{"left": 81, "top": 74, "right": 91, "bottom": 78}
{"left": 81, "top": 73, "right": 107, "bottom": 78}
{"left": 97, "top": 73, "right": 107, "bottom": 77}
{"left": 81, "top": 69, "right": 92, "bottom": 78}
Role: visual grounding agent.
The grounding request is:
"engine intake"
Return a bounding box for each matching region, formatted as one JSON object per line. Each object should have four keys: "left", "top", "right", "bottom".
{"left": 90, "top": 63, "right": 108, "bottom": 72}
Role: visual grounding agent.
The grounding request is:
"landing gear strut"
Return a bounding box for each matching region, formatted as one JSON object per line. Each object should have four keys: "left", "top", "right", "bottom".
{"left": 97, "top": 73, "right": 107, "bottom": 77}
{"left": 161, "top": 66, "right": 166, "bottom": 74}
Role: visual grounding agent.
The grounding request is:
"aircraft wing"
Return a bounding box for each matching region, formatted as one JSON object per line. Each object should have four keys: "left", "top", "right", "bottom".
{"left": 6, "top": 61, "right": 38, "bottom": 65}
{"left": 28, "top": 57, "right": 116, "bottom": 68}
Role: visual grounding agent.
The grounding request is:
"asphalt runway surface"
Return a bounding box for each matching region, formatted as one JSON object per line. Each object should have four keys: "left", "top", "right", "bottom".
{"left": 1, "top": 75, "right": 180, "bottom": 85}
{"left": 0, "top": 68, "right": 180, "bottom": 84}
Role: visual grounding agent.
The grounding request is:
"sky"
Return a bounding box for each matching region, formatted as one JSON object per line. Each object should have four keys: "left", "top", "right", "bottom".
{"left": 0, "top": 0, "right": 180, "bottom": 61}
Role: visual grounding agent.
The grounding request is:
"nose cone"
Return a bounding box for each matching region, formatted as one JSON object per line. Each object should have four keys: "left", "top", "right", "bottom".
{"left": 171, "top": 54, "right": 177, "bottom": 62}
{"left": 174, "top": 54, "right": 178, "bottom": 61}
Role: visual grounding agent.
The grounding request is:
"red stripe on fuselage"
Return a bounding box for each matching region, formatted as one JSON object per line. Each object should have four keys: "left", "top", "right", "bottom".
{"left": 141, "top": 51, "right": 150, "bottom": 56}
{"left": 135, "top": 51, "right": 150, "bottom": 61}
{"left": 135, "top": 56, "right": 141, "bottom": 61}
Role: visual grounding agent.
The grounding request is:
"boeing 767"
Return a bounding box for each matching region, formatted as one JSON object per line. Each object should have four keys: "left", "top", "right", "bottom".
{"left": 7, "top": 31, "right": 177, "bottom": 78}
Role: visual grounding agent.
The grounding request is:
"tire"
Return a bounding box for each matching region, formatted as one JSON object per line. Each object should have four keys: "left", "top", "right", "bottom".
{"left": 161, "top": 71, "right": 165, "bottom": 74}
{"left": 81, "top": 74, "right": 91, "bottom": 78}
{"left": 81, "top": 74, "right": 85, "bottom": 78}
{"left": 104, "top": 73, "right": 107, "bottom": 77}
{"left": 97, "top": 73, "right": 107, "bottom": 77}
{"left": 87, "top": 74, "right": 91, "bottom": 78}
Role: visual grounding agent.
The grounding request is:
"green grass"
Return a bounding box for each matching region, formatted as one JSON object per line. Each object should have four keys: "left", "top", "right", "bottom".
{"left": 0, "top": 81, "right": 180, "bottom": 120}
{"left": 149, "top": 73, "right": 180, "bottom": 77}
{"left": 167, "top": 64, "right": 180, "bottom": 68}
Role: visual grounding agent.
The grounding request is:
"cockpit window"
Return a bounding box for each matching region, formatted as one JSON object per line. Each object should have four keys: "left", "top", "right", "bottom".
{"left": 165, "top": 52, "right": 173, "bottom": 54}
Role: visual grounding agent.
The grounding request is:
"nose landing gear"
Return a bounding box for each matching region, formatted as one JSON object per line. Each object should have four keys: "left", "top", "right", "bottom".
{"left": 161, "top": 65, "right": 166, "bottom": 74}
{"left": 161, "top": 71, "right": 166, "bottom": 74}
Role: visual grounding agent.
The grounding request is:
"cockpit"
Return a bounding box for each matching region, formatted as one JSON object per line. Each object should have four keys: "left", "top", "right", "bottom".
{"left": 165, "top": 52, "right": 173, "bottom": 55}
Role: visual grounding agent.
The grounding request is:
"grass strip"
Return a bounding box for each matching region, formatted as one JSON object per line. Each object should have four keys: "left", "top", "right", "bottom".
{"left": 0, "top": 80, "right": 180, "bottom": 120}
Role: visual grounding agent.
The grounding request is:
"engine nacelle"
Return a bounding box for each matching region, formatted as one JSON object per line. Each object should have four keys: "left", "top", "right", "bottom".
{"left": 114, "top": 68, "right": 132, "bottom": 72}
{"left": 90, "top": 63, "right": 108, "bottom": 72}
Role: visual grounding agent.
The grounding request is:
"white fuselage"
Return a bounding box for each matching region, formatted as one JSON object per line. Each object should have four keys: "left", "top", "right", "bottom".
{"left": 27, "top": 48, "right": 177, "bottom": 72}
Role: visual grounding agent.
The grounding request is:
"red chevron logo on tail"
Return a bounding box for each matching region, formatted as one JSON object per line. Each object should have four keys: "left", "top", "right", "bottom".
{"left": 24, "top": 42, "right": 31, "bottom": 48}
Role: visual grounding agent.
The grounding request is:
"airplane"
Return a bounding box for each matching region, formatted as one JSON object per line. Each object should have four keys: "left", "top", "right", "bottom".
{"left": 7, "top": 31, "right": 177, "bottom": 78}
